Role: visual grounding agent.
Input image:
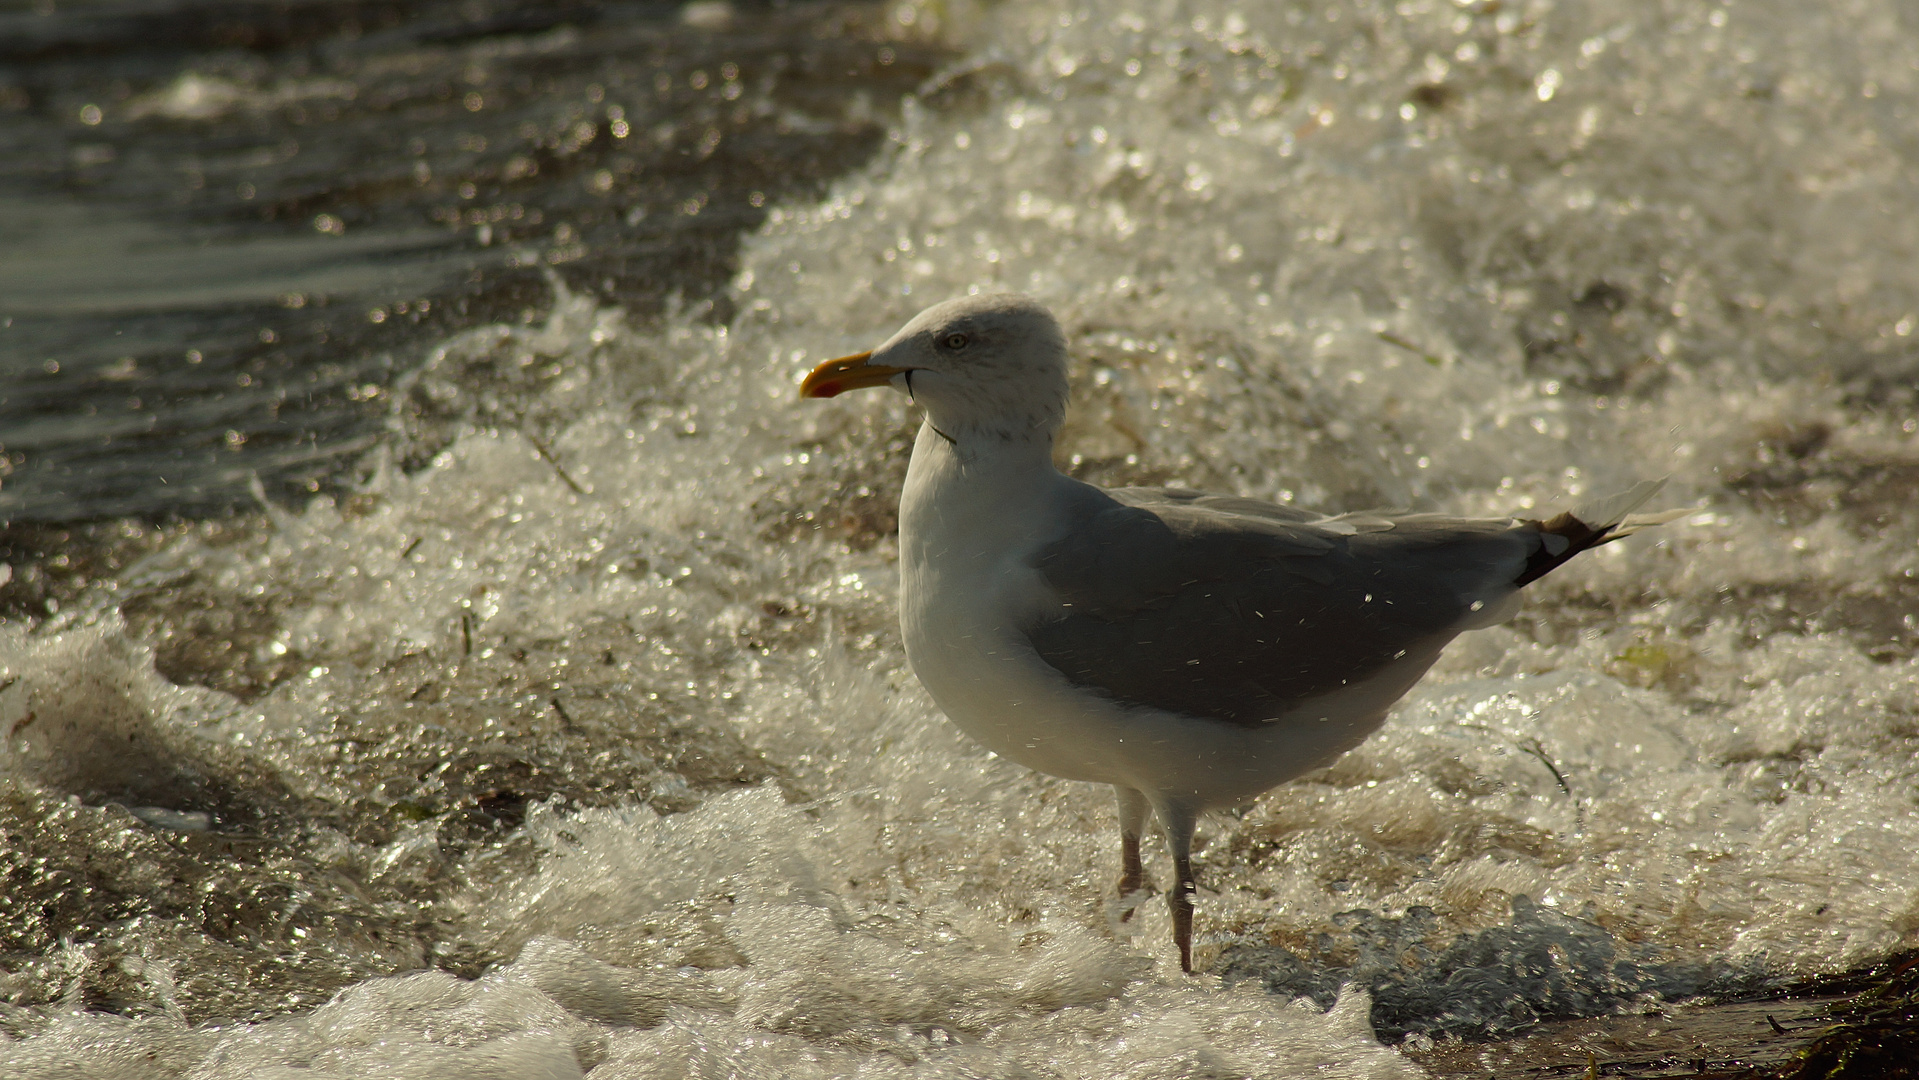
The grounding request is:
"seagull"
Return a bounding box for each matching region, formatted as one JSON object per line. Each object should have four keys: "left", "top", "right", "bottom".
{"left": 800, "top": 293, "right": 1682, "bottom": 973}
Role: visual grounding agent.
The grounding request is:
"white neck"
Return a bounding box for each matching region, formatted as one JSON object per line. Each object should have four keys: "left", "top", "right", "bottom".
{"left": 915, "top": 413, "right": 1056, "bottom": 468}
{"left": 914, "top": 401, "right": 1062, "bottom": 451}
{"left": 897, "top": 418, "right": 1066, "bottom": 573}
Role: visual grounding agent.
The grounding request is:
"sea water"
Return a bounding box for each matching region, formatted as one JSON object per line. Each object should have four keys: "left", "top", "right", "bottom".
{"left": 3, "top": 0, "right": 1918, "bottom": 1075}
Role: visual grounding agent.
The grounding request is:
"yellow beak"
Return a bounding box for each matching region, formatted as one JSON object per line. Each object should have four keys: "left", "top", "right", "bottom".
{"left": 799, "top": 351, "right": 910, "bottom": 399}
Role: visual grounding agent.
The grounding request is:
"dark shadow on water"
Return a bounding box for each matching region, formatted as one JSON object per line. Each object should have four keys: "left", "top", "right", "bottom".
{"left": 1219, "top": 896, "right": 1770, "bottom": 1044}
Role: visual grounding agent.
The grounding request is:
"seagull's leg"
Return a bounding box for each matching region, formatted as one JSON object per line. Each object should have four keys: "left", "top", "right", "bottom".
{"left": 1114, "top": 786, "right": 1151, "bottom": 921}
{"left": 1157, "top": 801, "right": 1200, "bottom": 974}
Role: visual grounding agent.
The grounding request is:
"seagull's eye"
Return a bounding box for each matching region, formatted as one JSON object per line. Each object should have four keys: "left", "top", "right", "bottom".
{"left": 942, "top": 332, "right": 969, "bottom": 350}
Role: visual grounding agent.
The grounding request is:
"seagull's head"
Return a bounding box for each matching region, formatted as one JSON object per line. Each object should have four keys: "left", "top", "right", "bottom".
{"left": 801, "top": 293, "right": 1069, "bottom": 443}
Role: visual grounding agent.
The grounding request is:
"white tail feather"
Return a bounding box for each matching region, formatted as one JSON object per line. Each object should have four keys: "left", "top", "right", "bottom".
{"left": 1570, "top": 478, "right": 1668, "bottom": 530}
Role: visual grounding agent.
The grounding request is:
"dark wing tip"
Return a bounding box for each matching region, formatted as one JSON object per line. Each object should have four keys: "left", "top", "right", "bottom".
{"left": 1515, "top": 511, "right": 1619, "bottom": 586}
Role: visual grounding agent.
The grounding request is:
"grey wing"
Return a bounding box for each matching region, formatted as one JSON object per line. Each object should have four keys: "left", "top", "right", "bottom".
{"left": 1113, "top": 487, "right": 1330, "bottom": 526}
{"left": 1025, "top": 488, "right": 1539, "bottom": 726}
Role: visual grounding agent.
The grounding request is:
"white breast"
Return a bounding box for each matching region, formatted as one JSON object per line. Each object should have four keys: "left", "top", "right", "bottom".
{"left": 895, "top": 423, "right": 1111, "bottom": 780}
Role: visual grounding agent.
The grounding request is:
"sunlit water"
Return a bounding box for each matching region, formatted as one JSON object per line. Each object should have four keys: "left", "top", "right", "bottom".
{"left": 5, "top": 0, "right": 1919, "bottom": 1075}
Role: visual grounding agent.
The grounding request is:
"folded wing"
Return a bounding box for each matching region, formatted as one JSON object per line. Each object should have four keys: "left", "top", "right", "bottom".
{"left": 1024, "top": 486, "right": 1546, "bottom": 726}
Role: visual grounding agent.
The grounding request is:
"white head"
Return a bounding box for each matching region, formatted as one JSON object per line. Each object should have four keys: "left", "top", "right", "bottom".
{"left": 801, "top": 294, "right": 1069, "bottom": 444}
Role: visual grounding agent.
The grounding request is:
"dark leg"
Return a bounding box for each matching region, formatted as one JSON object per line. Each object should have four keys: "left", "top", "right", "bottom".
{"left": 1171, "top": 847, "right": 1196, "bottom": 974}
{"left": 1159, "top": 801, "right": 1199, "bottom": 974}
{"left": 1120, "top": 835, "right": 1143, "bottom": 905}
{"left": 1114, "top": 786, "right": 1151, "bottom": 921}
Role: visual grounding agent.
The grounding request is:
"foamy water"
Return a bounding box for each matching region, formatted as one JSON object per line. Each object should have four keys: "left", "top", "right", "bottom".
{"left": 5, "top": 0, "right": 1918, "bottom": 1074}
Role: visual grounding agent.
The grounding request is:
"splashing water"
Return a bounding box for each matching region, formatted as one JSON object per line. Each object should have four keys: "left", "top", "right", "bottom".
{"left": 4, "top": 0, "right": 1919, "bottom": 1075}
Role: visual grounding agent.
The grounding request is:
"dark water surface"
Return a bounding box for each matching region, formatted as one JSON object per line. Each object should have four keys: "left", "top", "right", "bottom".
{"left": 0, "top": 0, "right": 940, "bottom": 524}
